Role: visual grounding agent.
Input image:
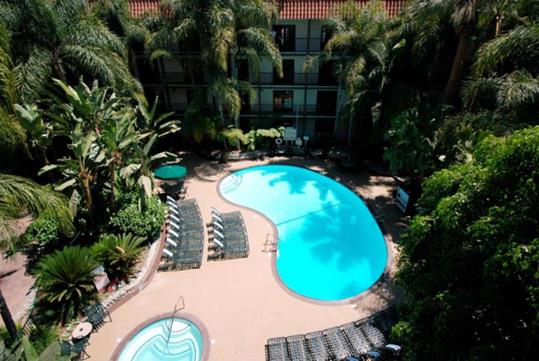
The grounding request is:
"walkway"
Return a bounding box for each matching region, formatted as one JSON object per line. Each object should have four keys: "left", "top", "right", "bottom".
{"left": 87, "top": 154, "right": 406, "bottom": 361}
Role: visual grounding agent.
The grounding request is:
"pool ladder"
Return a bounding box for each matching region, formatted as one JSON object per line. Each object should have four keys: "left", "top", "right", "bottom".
{"left": 263, "top": 233, "right": 278, "bottom": 253}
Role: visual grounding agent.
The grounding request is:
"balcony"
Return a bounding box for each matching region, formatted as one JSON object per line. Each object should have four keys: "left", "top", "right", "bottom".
{"left": 244, "top": 103, "right": 337, "bottom": 116}
{"left": 278, "top": 38, "right": 325, "bottom": 53}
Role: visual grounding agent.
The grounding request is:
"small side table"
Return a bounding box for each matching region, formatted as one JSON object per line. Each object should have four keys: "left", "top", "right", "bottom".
{"left": 71, "top": 321, "right": 93, "bottom": 341}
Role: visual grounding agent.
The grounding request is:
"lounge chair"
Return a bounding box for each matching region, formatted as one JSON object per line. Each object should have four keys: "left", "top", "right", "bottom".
{"left": 163, "top": 248, "right": 174, "bottom": 258}
{"left": 168, "top": 228, "right": 180, "bottom": 238}
{"left": 84, "top": 303, "right": 111, "bottom": 330}
{"left": 169, "top": 214, "right": 181, "bottom": 223}
{"left": 166, "top": 238, "right": 178, "bottom": 247}
{"left": 60, "top": 338, "right": 90, "bottom": 360}
{"left": 210, "top": 207, "right": 221, "bottom": 216}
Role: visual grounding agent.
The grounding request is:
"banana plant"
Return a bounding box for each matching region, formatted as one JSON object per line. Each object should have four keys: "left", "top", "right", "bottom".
{"left": 120, "top": 134, "right": 177, "bottom": 210}
{"left": 39, "top": 125, "right": 105, "bottom": 222}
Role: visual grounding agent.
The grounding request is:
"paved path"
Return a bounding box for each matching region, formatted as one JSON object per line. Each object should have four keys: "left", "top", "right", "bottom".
{"left": 88, "top": 154, "right": 406, "bottom": 361}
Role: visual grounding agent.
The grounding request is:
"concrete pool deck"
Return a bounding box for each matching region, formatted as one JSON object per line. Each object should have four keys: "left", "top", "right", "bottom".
{"left": 88, "top": 154, "right": 406, "bottom": 361}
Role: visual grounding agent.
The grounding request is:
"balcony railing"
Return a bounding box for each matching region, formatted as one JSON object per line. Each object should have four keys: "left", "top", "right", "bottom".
{"left": 166, "top": 102, "right": 336, "bottom": 116}
{"left": 146, "top": 72, "right": 338, "bottom": 86}
{"left": 245, "top": 103, "right": 337, "bottom": 116}
{"left": 278, "top": 38, "right": 326, "bottom": 53}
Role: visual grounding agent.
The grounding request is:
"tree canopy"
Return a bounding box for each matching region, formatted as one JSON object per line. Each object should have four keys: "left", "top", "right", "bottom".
{"left": 393, "top": 126, "right": 539, "bottom": 361}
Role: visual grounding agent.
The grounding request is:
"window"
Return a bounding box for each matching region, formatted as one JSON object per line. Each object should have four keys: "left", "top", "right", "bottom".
{"left": 272, "top": 25, "right": 296, "bottom": 51}
{"left": 315, "top": 118, "right": 335, "bottom": 135}
{"left": 318, "top": 61, "right": 339, "bottom": 85}
{"left": 274, "top": 59, "right": 294, "bottom": 84}
{"left": 135, "top": 58, "right": 160, "bottom": 83}
{"left": 317, "top": 91, "right": 338, "bottom": 115}
{"left": 320, "top": 26, "right": 334, "bottom": 49}
{"left": 273, "top": 91, "right": 294, "bottom": 113}
{"left": 237, "top": 60, "right": 249, "bottom": 81}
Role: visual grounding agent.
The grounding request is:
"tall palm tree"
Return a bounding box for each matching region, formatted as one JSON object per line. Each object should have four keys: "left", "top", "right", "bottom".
{"left": 319, "top": 0, "right": 400, "bottom": 143}
{"left": 145, "top": 0, "right": 282, "bottom": 124}
{"left": 0, "top": 23, "right": 25, "bottom": 159}
{"left": 403, "top": 0, "right": 478, "bottom": 105}
{"left": 0, "top": 0, "right": 141, "bottom": 103}
{"left": 0, "top": 174, "right": 73, "bottom": 249}
{"left": 0, "top": 289, "right": 17, "bottom": 342}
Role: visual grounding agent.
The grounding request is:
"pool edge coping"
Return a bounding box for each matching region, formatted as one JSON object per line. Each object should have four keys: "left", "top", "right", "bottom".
{"left": 109, "top": 312, "right": 211, "bottom": 361}
{"left": 215, "top": 162, "right": 397, "bottom": 307}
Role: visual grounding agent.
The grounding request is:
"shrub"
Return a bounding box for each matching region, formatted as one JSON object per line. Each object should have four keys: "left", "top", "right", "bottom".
{"left": 35, "top": 246, "right": 98, "bottom": 324}
{"left": 29, "top": 324, "right": 58, "bottom": 354}
{"left": 108, "top": 196, "right": 165, "bottom": 239}
{"left": 19, "top": 216, "right": 63, "bottom": 272}
{"left": 92, "top": 233, "right": 146, "bottom": 281}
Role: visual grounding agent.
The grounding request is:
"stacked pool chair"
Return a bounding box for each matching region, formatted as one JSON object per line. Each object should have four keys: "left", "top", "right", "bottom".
{"left": 207, "top": 207, "right": 249, "bottom": 260}
{"left": 160, "top": 196, "right": 204, "bottom": 271}
{"left": 264, "top": 317, "right": 387, "bottom": 361}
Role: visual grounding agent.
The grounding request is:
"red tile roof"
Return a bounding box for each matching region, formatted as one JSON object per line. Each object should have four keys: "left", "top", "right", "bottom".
{"left": 278, "top": 0, "right": 406, "bottom": 19}
{"left": 117, "top": 1, "right": 405, "bottom": 19}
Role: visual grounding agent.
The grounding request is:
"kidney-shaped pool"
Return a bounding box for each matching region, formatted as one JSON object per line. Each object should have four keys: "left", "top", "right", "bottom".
{"left": 219, "top": 165, "right": 388, "bottom": 301}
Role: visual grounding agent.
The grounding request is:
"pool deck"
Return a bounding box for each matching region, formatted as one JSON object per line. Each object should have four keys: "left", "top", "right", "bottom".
{"left": 87, "top": 154, "right": 406, "bottom": 361}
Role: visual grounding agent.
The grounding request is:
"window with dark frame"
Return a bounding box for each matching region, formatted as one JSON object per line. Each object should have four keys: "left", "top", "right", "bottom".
{"left": 274, "top": 59, "right": 294, "bottom": 84}
{"left": 320, "top": 25, "right": 334, "bottom": 49}
{"left": 273, "top": 90, "right": 294, "bottom": 113}
{"left": 272, "top": 25, "right": 296, "bottom": 52}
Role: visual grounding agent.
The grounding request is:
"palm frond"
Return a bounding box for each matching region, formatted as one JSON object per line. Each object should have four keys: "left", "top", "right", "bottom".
{"left": 0, "top": 174, "right": 73, "bottom": 243}
{"left": 474, "top": 25, "right": 539, "bottom": 76}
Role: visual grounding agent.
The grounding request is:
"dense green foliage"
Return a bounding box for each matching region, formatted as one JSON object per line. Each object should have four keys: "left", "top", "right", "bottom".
{"left": 92, "top": 233, "right": 146, "bottom": 281}
{"left": 109, "top": 195, "right": 165, "bottom": 239}
{"left": 393, "top": 127, "right": 539, "bottom": 360}
{"left": 35, "top": 246, "right": 98, "bottom": 323}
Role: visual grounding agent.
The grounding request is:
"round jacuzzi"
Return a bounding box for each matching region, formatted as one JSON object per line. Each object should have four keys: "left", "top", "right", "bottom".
{"left": 117, "top": 317, "right": 204, "bottom": 361}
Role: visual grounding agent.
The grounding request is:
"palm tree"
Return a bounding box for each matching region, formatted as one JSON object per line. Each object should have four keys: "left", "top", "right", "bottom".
{"left": 0, "top": 174, "right": 73, "bottom": 250}
{"left": 92, "top": 233, "right": 145, "bottom": 280}
{"left": 0, "top": 289, "right": 18, "bottom": 342}
{"left": 35, "top": 246, "right": 98, "bottom": 325}
{"left": 0, "top": 23, "right": 25, "bottom": 159}
{"left": 145, "top": 0, "right": 282, "bottom": 124}
{"left": 0, "top": 0, "right": 141, "bottom": 103}
{"left": 318, "top": 0, "right": 399, "bottom": 144}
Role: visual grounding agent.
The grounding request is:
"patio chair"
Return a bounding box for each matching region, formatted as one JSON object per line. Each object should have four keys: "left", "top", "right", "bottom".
{"left": 323, "top": 326, "right": 354, "bottom": 360}
{"left": 166, "top": 238, "right": 178, "bottom": 247}
{"left": 163, "top": 248, "right": 174, "bottom": 258}
{"left": 210, "top": 207, "right": 221, "bottom": 216}
{"left": 83, "top": 303, "right": 111, "bottom": 330}
{"left": 60, "top": 338, "right": 90, "bottom": 360}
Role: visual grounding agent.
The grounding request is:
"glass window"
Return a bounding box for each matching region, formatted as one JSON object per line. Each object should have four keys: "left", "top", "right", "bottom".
{"left": 272, "top": 25, "right": 296, "bottom": 51}
{"left": 273, "top": 90, "right": 294, "bottom": 112}
{"left": 274, "top": 59, "right": 294, "bottom": 84}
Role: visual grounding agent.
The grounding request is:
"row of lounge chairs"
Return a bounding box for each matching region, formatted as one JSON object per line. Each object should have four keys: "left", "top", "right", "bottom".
{"left": 207, "top": 207, "right": 249, "bottom": 260}
{"left": 160, "top": 196, "right": 205, "bottom": 271}
{"left": 266, "top": 319, "right": 387, "bottom": 361}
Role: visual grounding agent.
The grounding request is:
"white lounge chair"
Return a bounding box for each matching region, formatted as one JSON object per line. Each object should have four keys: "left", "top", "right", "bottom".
{"left": 168, "top": 228, "right": 179, "bottom": 238}
{"left": 169, "top": 214, "right": 181, "bottom": 223}
{"left": 210, "top": 207, "right": 221, "bottom": 216}
{"left": 169, "top": 207, "right": 180, "bottom": 215}
{"left": 213, "top": 229, "right": 225, "bottom": 240}
{"left": 166, "top": 238, "right": 178, "bottom": 247}
{"left": 163, "top": 248, "right": 174, "bottom": 257}
{"left": 213, "top": 238, "right": 224, "bottom": 248}
{"left": 170, "top": 221, "right": 180, "bottom": 230}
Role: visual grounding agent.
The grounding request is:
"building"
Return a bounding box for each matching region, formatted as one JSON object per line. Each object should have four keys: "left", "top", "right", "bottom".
{"left": 128, "top": 0, "right": 405, "bottom": 141}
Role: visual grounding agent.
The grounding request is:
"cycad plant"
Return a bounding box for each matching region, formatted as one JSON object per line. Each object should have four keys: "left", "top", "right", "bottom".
{"left": 35, "top": 246, "right": 98, "bottom": 324}
{"left": 92, "top": 233, "right": 146, "bottom": 281}
{"left": 0, "top": 0, "right": 141, "bottom": 103}
{"left": 145, "top": 0, "right": 282, "bottom": 124}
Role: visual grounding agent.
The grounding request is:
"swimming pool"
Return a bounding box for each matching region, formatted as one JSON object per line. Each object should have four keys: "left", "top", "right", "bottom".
{"left": 117, "top": 317, "right": 203, "bottom": 361}
{"left": 219, "top": 165, "right": 388, "bottom": 301}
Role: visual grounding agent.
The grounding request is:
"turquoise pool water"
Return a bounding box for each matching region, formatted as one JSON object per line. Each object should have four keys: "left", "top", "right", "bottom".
{"left": 117, "top": 318, "right": 203, "bottom": 361}
{"left": 220, "top": 165, "right": 387, "bottom": 301}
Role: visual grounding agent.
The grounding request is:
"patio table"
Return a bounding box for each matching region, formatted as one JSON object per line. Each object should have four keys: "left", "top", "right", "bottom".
{"left": 71, "top": 321, "right": 93, "bottom": 341}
